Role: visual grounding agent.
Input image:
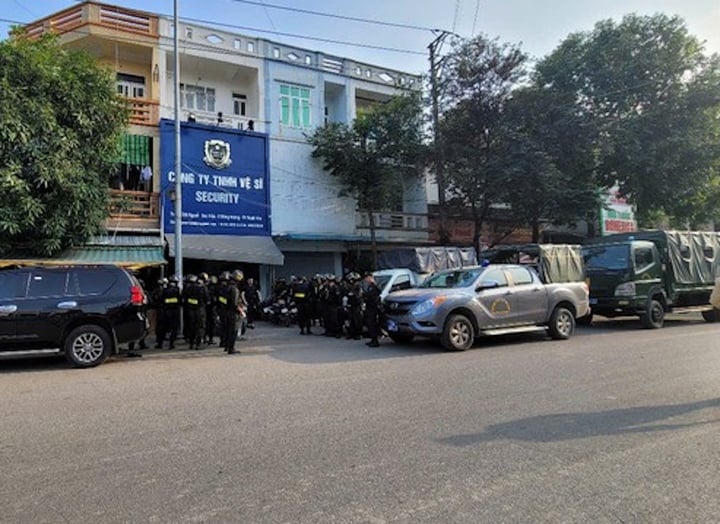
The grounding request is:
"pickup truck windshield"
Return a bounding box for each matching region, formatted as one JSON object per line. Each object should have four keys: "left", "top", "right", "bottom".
{"left": 374, "top": 275, "right": 392, "bottom": 291}
{"left": 421, "top": 268, "right": 483, "bottom": 288}
{"left": 583, "top": 244, "right": 630, "bottom": 271}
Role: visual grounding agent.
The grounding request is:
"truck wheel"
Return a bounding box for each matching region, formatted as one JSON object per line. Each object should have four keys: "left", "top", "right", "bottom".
{"left": 548, "top": 306, "right": 575, "bottom": 340}
{"left": 64, "top": 325, "right": 112, "bottom": 368}
{"left": 441, "top": 314, "right": 474, "bottom": 351}
{"left": 640, "top": 299, "right": 664, "bottom": 329}
{"left": 389, "top": 333, "right": 414, "bottom": 344}
{"left": 701, "top": 308, "right": 720, "bottom": 322}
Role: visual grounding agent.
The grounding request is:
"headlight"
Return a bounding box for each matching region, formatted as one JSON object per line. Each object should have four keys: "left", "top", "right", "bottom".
{"left": 411, "top": 296, "right": 446, "bottom": 316}
{"left": 614, "top": 282, "right": 636, "bottom": 297}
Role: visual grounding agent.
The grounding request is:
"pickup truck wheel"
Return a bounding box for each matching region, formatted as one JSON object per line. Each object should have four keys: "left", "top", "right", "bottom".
{"left": 64, "top": 325, "right": 111, "bottom": 368}
{"left": 441, "top": 314, "right": 474, "bottom": 351}
{"left": 389, "top": 334, "right": 414, "bottom": 344}
{"left": 548, "top": 306, "right": 575, "bottom": 340}
{"left": 640, "top": 299, "right": 664, "bottom": 329}
{"left": 701, "top": 308, "right": 720, "bottom": 322}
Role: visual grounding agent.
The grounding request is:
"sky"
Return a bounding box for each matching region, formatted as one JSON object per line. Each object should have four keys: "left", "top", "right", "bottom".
{"left": 2, "top": 0, "right": 719, "bottom": 75}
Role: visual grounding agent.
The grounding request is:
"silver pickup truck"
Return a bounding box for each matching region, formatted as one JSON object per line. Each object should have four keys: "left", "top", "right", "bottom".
{"left": 383, "top": 263, "right": 590, "bottom": 350}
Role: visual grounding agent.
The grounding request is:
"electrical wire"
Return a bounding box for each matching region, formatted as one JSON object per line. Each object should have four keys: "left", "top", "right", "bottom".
{"left": 227, "top": 0, "right": 442, "bottom": 32}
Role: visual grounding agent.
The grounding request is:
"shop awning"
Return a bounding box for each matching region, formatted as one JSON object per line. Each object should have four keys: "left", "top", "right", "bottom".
{"left": 0, "top": 236, "right": 165, "bottom": 269}
{"left": 166, "top": 234, "right": 285, "bottom": 266}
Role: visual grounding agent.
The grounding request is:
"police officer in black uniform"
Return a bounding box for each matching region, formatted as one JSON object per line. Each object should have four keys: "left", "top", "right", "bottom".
{"left": 346, "top": 273, "right": 364, "bottom": 340}
{"left": 183, "top": 274, "right": 208, "bottom": 350}
{"left": 363, "top": 272, "right": 382, "bottom": 347}
{"left": 204, "top": 274, "right": 218, "bottom": 344}
{"left": 291, "top": 275, "right": 314, "bottom": 335}
{"left": 216, "top": 271, "right": 241, "bottom": 354}
{"left": 156, "top": 275, "right": 181, "bottom": 349}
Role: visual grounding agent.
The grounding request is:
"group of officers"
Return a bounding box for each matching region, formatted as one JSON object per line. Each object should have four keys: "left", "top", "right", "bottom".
{"left": 148, "top": 270, "right": 384, "bottom": 352}
{"left": 283, "top": 271, "right": 383, "bottom": 347}
{"left": 152, "top": 270, "right": 261, "bottom": 354}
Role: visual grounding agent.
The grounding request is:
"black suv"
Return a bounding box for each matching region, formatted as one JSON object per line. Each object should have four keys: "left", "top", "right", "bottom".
{"left": 0, "top": 265, "right": 148, "bottom": 367}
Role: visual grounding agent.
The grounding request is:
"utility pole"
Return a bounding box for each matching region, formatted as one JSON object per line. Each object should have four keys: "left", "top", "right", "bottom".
{"left": 173, "top": 0, "right": 183, "bottom": 284}
{"left": 428, "top": 31, "right": 450, "bottom": 245}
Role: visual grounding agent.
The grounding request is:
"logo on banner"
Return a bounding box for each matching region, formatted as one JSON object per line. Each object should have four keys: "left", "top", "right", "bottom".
{"left": 203, "top": 139, "right": 232, "bottom": 169}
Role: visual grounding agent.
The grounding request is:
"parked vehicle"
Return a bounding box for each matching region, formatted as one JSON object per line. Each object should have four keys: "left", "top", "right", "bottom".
{"left": 383, "top": 263, "right": 590, "bottom": 351}
{"left": 583, "top": 230, "right": 720, "bottom": 328}
{"left": 373, "top": 268, "right": 426, "bottom": 301}
{"left": 0, "top": 265, "right": 148, "bottom": 367}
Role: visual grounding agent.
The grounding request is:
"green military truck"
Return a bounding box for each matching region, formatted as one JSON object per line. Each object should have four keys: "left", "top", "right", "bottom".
{"left": 582, "top": 230, "right": 720, "bottom": 328}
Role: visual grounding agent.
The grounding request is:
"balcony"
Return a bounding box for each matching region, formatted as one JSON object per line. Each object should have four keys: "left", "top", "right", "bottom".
{"left": 356, "top": 211, "right": 429, "bottom": 243}
{"left": 108, "top": 189, "right": 160, "bottom": 232}
{"left": 127, "top": 98, "right": 159, "bottom": 127}
{"left": 24, "top": 2, "right": 159, "bottom": 40}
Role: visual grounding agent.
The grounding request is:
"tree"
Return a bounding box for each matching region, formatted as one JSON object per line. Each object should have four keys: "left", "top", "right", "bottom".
{"left": 535, "top": 14, "right": 720, "bottom": 227}
{"left": 0, "top": 34, "right": 128, "bottom": 256}
{"left": 308, "top": 94, "right": 424, "bottom": 267}
{"left": 437, "top": 35, "right": 527, "bottom": 252}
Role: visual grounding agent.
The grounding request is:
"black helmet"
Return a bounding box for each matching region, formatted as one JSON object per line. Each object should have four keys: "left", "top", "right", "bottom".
{"left": 199, "top": 272, "right": 209, "bottom": 282}
{"left": 168, "top": 275, "right": 179, "bottom": 284}
{"left": 219, "top": 271, "right": 231, "bottom": 282}
{"left": 232, "top": 269, "right": 244, "bottom": 282}
{"left": 187, "top": 274, "right": 198, "bottom": 283}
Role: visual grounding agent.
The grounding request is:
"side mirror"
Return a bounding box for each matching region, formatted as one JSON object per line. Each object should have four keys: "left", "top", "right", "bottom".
{"left": 476, "top": 280, "right": 500, "bottom": 292}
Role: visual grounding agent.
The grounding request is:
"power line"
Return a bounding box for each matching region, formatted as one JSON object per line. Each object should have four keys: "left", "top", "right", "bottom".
{"left": 227, "top": 0, "right": 442, "bottom": 32}
{"left": 472, "top": 0, "right": 480, "bottom": 37}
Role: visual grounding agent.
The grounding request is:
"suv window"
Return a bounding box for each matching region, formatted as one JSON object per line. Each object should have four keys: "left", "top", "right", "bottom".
{"left": 28, "top": 270, "right": 68, "bottom": 298}
{"left": 507, "top": 267, "right": 533, "bottom": 285}
{"left": 391, "top": 275, "right": 412, "bottom": 292}
{"left": 76, "top": 267, "right": 117, "bottom": 295}
{"left": 0, "top": 271, "right": 28, "bottom": 299}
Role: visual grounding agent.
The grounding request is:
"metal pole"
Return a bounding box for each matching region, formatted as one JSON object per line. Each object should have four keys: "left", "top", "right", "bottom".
{"left": 173, "top": 0, "right": 183, "bottom": 284}
{"left": 429, "top": 31, "right": 450, "bottom": 245}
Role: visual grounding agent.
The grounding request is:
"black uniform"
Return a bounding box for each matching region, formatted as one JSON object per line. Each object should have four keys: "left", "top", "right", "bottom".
{"left": 156, "top": 282, "right": 181, "bottom": 349}
{"left": 346, "top": 283, "right": 364, "bottom": 340}
{"left": 183, "top": 280, "right": 209, "bottom": 350}
{"left": 292, "top": 278, "right": 314, "bottom": 334}
{"left": 217, "top": 280, "right": 241, "bottom": 354}
{"left": 363, "top": 279, "right": 382, "bottom": 347}
{"left": 205, "top": 279, "right": 218, "bottom": 344}
{"left": 321, "top": 280, "right": 342, "bottom": 338}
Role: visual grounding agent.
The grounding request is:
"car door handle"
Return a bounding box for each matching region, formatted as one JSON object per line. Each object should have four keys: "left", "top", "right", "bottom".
{"left": 532, "top": 287, "right": 543, "bottom": 292}
{"left": 57, "top": 301, "right": 78, "bottom": 309}
{"left": 0, "top": 305, "right": 17, "bottom": 314}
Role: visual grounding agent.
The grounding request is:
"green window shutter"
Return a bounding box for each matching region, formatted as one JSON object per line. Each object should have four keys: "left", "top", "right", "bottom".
{"left": 291, "top": 97, "right": 300, "bottom": 127}
{"left": 122, "top": 134, "right": 150, "bottom": 166}
{"left": 302, "top": 100, "right": 311, "bottom": 128}
{"left": 280, "top": 84, "right": 289, "bottom": 95}
{"left": 280, "top": 97, "right": 290, "bottom": 125}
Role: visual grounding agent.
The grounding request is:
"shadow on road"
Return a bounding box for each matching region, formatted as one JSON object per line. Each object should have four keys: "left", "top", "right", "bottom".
{"left": 437, "top": 397, "right": 720, "bottom": 446}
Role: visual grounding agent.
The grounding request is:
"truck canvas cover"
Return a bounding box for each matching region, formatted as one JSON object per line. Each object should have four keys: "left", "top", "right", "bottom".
{"left": 479, "top": 244, "right": 585, "bottom": 284}
{"left": 586, "top": 230, "right": 720, "bottom": 285}
{"left": 377, "top": 246, "right": 477, "bottom": 274}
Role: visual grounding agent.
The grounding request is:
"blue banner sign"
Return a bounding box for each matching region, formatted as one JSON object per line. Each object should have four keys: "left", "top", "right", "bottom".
{"left": 160, "top": 119, "right": 270, "bottom": 236}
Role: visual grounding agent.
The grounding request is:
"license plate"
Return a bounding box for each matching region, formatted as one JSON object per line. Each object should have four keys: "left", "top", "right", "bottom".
{"left": 387, "top": 319, "right": 398, "bottom": 332}
{"left": 589, "top": 298, "right": 598, "bottom": 305}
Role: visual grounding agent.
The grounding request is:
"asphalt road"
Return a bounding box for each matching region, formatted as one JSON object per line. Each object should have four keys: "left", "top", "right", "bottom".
{"left": 2, "top": 315, "right": 719, "bottom": 523}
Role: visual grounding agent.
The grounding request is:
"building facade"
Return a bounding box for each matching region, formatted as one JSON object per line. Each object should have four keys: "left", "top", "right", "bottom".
{"left": 24, "top": 1, "right": 428, "bottom": 288}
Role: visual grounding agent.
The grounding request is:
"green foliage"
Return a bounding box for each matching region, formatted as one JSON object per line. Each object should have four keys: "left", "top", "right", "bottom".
{"left": 535, "top": 13, "right": 720, "bottom": 226}
{"left": 0, "top": 34, "right": 128, "bottom": 256}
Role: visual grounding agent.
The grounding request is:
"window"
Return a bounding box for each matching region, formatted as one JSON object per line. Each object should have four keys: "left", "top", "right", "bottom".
{"left": 0, "top": 272, "right": 28, "bottom": 300}
{"left": 480, "top": 268, "right": 508, "bottom": 288}
{"left": 234, "top": 38, "right": 241, "bottom": 50}
{"left": 28, "top": 271, "right": 67, "bottom": 298}
{"left": 233, "top": 93, "right": 247, "bottom": 116}
{"left": 76, "top": 268, "right": 116, "bottom": 296}
{"left": 633, "top": 247, "right": 654, "bottom": 272}
{"left": 180, "top": 83, "right": 216, "bottom": 112}
{"left": 247, "top": 41, "right": 255, "bottom": 53}
{"left": 507, "top": 267, "right": 533, "bottom": 285}
{"left": 273, "top": 47, "right": 281, "bottom": 58}
{"left": 305, "top": 55, "right": 312, "bottom": 65}
{"left": 279, "top": 84, "right": 311, "bottom": 129}
{"left": 116, "top": 73, "right": 145, "bottom": 99}
{"left": 185, "top": 27, "right": 193, "bottom": 39}
{"left": 391, "top": 275, "right": 412, "bottom": 292}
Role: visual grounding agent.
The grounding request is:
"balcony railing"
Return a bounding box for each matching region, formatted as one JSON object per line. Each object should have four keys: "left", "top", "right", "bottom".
{"left": 109, "top": 190, "right": 159, "bottom": 219}
{"left": 356, "top": 211, "right": 429, "bottom": 242}
{"left": 127, "top": 98, "right": 160, "bottom": 126}
{"left": 24, "top": 2, "right": 159, "bottom": 39}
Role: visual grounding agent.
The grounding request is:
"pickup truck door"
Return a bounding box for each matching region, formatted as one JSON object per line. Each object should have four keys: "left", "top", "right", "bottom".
{"left": 0, "top": 271, "right": 29, "bottom": 349}
{"left": 506, "top": 266, "right": 547, "bottom": 324}
{"left": 474, "top": 268, "right": 516, "bottom": 328}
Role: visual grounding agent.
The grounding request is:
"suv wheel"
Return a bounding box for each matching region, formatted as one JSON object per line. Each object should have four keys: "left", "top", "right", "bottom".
{"left": 64, "top": 325, "right": 112, "bottom": 368}
{"left": 441, "top": 314, "right": 474, "bottom": 351}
